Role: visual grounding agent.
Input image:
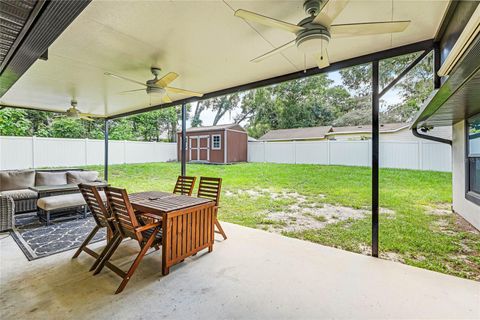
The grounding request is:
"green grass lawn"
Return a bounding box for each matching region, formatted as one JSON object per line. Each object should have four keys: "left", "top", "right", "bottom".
{"left": 88, "top": 162, "right": 479, "bottom": 281}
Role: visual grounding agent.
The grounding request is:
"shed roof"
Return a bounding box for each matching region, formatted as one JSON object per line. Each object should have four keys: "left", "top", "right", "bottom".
{"left": 178, "top": 123, "right": 245, "bottom": 133}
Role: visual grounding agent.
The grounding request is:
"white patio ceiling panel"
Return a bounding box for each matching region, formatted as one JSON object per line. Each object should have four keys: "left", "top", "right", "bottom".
{"left": 0, "top": 0, "right": 449, "bottom": 117}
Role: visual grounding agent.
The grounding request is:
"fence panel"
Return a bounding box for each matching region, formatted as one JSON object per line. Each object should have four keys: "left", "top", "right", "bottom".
{"left": 247, "top": 140, "right": 451, "bottom": 172}
{"left": 380, "top": 141, "right": 419, "bottom": 170}
{"left": 0, "top": 136, "right": 177, "bottom": 170}
{"left": 295, "top": 141, "right": 329, "bottom": 164}
{"left": 329, "top": 141, "right": 370, "bottom": 167}
{"left": 421, "top": 142, "right": 452, "bottom": 172}
{"left": 265, "top": 142, "right": 295, "bottom": 164}
{"left": 0, "top": 137, "right": 33, "bottom": 170}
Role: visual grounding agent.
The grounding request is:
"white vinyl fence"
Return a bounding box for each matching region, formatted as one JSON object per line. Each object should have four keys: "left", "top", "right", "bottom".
{"left": 248, "top": 140, "right": 452, "bottom": 172}
{"left": 0, "top": 136, "right": 177, "bottom": 170}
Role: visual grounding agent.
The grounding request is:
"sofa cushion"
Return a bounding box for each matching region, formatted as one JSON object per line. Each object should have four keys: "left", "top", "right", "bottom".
{"left": 0, "top": 189, "right": 38, "bottom": 200}
{"left": 67, "top": 171, "right": 99, "bottom": 185}
{"left": 37, "top": 193, "right": 85, "bottom": 211}
{"left": 0, "top": 170, "right": 35, "bottom": 192}
{"left": 35, "top": 172, "right": 68, "bottom": 186}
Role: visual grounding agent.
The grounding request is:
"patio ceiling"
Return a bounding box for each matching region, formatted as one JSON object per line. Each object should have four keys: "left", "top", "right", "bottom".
{"left": 0, "top": 0, "right": 449, "bottom": 118}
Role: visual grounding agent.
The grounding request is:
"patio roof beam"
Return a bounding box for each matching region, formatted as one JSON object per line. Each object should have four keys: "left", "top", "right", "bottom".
{"left": 107, "top": 40, "right": 434, "bottom": 120}
{"left": 379, "top": 49, "right": 431, "bottom": 98}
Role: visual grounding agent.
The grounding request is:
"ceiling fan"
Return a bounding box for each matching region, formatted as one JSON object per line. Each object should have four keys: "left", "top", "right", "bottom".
{"left": 105, "top": 67, "right": 204, "bottom": 103}
{"left": 234, "top": 0, "right": 411, "bottom": 68}
{"left": 61, "top": 100, "right": 94, "bottom": 121}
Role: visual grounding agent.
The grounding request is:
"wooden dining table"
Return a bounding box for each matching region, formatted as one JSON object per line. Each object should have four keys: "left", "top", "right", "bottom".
{"left": 128, "top": 191, "right": 216, "bottom": 275}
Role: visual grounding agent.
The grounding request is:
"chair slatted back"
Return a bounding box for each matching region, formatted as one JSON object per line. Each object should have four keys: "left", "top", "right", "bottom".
{"left": 197, "top": 177, "right": 222, "bottom": 206}
{"left": 78, "top": 184, "right": 109, "bottom": 227}
{"left": 104, "top": 187, "right": 141, "bottom": 240}
{"left": 173, "top": 176, "right": 196, "bottom": 196}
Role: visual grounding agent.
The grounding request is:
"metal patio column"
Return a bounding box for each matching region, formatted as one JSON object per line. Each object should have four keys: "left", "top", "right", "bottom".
{"left": 181, "top": 103, "right": 187, "bottom": 176}
{"left": 371, "top": 61, "right": 379, "bottom": 257}
{"left": 104, "top": 119, "right": 109, "bottom": 182}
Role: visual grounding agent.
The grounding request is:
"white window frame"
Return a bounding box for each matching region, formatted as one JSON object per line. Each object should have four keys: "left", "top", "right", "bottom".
{"left": 212, "top": 134, "right": 221, "bottom": 150}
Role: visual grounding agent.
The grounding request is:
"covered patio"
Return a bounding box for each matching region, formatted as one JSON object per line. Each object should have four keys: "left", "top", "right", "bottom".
{"left": 1, "top": 222, "right": 479, "bottom": 319}
{"left": 1, "top": 0, "right": 479, "bottom": 318}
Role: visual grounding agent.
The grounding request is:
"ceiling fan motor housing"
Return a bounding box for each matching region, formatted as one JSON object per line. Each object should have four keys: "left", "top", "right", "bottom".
{"left": 296, "top": 16, "right": 330, "bottom": 53}
{"left": 303, "top": 0, "right": 321, "bottom": 16}
{"left": 146, "top": 84, "right": 166, "bottom": 95}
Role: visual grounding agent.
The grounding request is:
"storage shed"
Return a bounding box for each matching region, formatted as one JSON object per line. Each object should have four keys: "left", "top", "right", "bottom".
{"left": 177, "top": 124, "right": 247, "bottom": 164}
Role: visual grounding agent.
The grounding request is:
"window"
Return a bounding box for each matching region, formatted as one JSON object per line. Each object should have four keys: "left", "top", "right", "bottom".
{"left": 212, "top": 134, "right": 221, "bottom": 150}
{"left": 466, "top": 114, "right": 480, "bottom": 204}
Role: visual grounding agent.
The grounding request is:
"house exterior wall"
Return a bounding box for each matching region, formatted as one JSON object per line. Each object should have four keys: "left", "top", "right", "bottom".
{"left": 452, "top": 121, "right": 479, "bottom": 230}
{"left": 226, "top": 130, "right": 248, "bottom": 163}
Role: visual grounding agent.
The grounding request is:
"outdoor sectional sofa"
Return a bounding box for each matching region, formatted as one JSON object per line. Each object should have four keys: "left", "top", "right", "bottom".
{"left": 0, "top": 169, "right": 101, "bottom": 231}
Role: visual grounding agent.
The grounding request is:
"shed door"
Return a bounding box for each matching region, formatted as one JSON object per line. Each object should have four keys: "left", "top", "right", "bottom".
{"left": 189, "top": 137, "right": 198, "bottom": 161}
{"left": 198, "top": 136, "right": 209, "bottom": 161}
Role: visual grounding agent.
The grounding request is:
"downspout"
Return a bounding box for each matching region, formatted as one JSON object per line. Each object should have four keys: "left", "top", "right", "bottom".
{"left": 411, "top": 127, "right": 452, "bottom": 145}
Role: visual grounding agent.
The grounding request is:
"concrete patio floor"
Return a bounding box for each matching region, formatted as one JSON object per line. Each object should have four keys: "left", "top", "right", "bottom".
{"left": 0, "top": 222, "right": 479, "bottom": 320}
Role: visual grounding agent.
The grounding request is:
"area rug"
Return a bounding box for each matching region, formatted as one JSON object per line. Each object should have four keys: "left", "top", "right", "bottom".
{"left": 10, "top": 212, "right": 105, "bottom": 261}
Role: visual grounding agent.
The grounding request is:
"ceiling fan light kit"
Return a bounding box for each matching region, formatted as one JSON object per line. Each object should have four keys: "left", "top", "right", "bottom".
{"left": 234, "top": 0, "right": 411, "bottom": 69}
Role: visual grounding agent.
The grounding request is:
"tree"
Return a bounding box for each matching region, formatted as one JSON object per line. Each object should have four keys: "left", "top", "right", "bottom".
{"left": 208, "top": 93, "right": 240, "bottom": 125}
{"left": 243, "top": 74, "right": 353, "bottom": 138}
{"left": 0, "top": 108, "right": 32, "bottom": 136}
{"left": 338, "top": 51, "right": 434, "bottom": 125}
{"left": 190, "top": 101, "right": 206, "bottom": 127}
{"left": 109, "top": 118, "right": 136, "bottom": 140}
{"left": 50, "top": 117, "right": 86, "bottom": 138}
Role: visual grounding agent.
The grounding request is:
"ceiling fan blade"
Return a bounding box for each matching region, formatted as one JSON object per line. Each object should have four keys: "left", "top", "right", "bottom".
{"left": 251, "top": 40, "right": 296, "bottom": 63}
{"left": 119, "top": 88, "right": 145, "bottom": 94}
{"left": 234, "top": 9, "right": 304, "bottom": 34}
{"left": 331, "top": 20, "right": 411, "bottom": 37}
{"left": 165, "top": 87, "right": 204, "bottom": 97}
{"left": 162, "top": 94, "right": 173, "bottom": 103}
{"left": 315, "top": 49, "right": 330, "bottom": 69}
{"left": 104, "top": 72, "right": 147, "bottom": 87}
{"left": 313, "top": 0, "right": 349, "bottom": 26}
{"left": 79, "top": 115, "right": 94, "bottom": 121}
{"left": 155, "top": 72, "right": 179, "bottom": 88}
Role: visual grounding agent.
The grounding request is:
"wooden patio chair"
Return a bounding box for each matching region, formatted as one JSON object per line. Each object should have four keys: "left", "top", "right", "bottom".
{"left": 173, "top": 175, "right": 197, "bottom": 196}
{"left": 93, "top": 186, "right": 162, "bottom": 294}
{"left": 197, "top": 177, "right": 227, "bottom": 240}
{"left": 72, "top": 184, "right": 116, "bottom": 268}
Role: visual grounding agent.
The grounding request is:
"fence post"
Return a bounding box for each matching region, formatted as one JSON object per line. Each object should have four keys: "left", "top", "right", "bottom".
{"left": 263, "top": 141, "right": 266, "bottom": 163}
{"left": 293, "top": 140, "right": 297, "bottom": 164}
{"left": 85, "top": 138, "right": 88, "bottom": 166}
{"left": 327, "top": 139, "right": 331, "bottom": 165}
{"left": 418, "top": 140, "right": 423, "bottom": 170}
{"left": 123, "top": 140, "right": 127, "bottom": 164}
{"left": 0, "top": 136, "right": 2, "bottom": 170}
{"left": 31, "top": 136, "right": 36, "bottom": 169}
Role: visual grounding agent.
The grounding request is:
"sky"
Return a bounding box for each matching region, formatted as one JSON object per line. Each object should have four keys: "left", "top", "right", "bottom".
{"left": 189, "top": 70, "right": 403, "bottom": 127}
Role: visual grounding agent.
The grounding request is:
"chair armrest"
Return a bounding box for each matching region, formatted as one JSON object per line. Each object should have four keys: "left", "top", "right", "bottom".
{"left": 135, "top": 221, "right": 161, "bottom": 232}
